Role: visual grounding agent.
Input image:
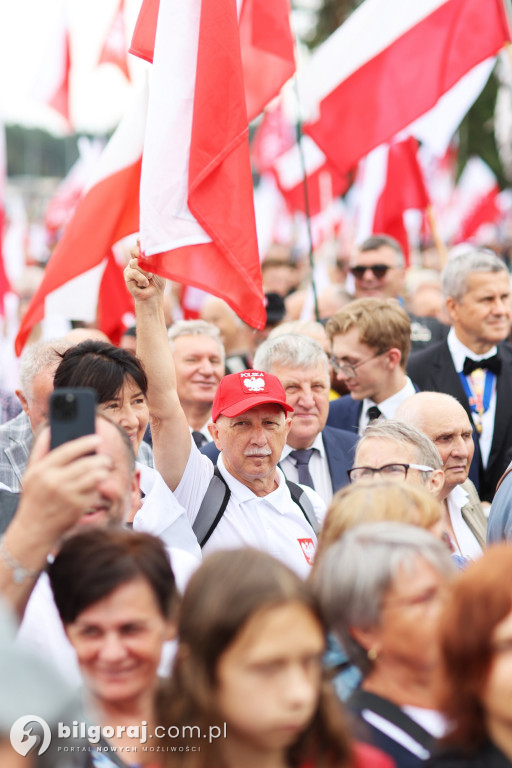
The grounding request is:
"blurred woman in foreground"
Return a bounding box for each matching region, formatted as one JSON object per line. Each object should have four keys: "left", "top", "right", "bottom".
{"left": 427, "top": 544, "right": 512, "bottom": 767}
{"left": 49, "top": 528, "right": 178, "bottom": 767}
{"left": 158, "top": 548, "right": 394, "bottom": 768}
{"left": 314, "top": 522, "right": 454, "bottom": 768}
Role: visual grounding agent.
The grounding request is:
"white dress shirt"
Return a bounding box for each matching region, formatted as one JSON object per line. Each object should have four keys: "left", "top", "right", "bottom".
{"left": 359, "top": 377, "right": 417, "bottom": 435}
{"left": 447, "top": 327, "right": 497, "bottom": 468}
{"left": 446, "top": 483, "right": 483, "bottom": 560}
{"left": 280, "top": 433, "right": 333, "bottom": 505}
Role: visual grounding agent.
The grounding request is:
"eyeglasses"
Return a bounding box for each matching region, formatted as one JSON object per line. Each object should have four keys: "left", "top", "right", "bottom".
{"left": 348, "top": 463, "right": 435, "bottom": 482}
{"left": 330, "top": 350, "right": 387, "bottom": 378}
{"left": 349, "top": 264, "right": 393, "bottom": 279}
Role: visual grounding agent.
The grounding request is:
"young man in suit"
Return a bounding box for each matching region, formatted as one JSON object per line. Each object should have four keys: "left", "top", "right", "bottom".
{"left": 407, "top": 249, "right": 512, "bottom": 503}
{"left": 326, "top": 298, "right": 417, "bottom": 435}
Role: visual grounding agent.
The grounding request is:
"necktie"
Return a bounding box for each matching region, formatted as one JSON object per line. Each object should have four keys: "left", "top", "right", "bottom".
{"left": 289, "top": 448, "right": 316, "bottom": 489}
{"left": 192, "top": 430, "right": 208, "bottom": 448}
{"left": 463, "top": 354, "right": 501, "bottom": 377}
{"left": 366, "top": 405, "right": 382, "bottom": 423}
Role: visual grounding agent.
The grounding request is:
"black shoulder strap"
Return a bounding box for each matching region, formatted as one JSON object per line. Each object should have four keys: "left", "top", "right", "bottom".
{"left": 349, "top": 689, "right": 435, "bottom": 753}
{"left": 193, "top": 470, "right": 319, "bottom": 549}
{"left": 193, "top": 466, "right": 231, "bottom": 548}
{"left": 285, "top": 479, "right": 320, "bottom": 535}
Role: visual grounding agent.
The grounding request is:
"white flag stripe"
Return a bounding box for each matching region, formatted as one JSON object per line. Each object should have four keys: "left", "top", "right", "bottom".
{"left": 85, "top": 87, "right": 147, "bottom": 192}
{"left": 44, "top": 261, "right": 107, "bottom": 322}
{"left": 140, "top": 0, "right": 212, "bottom": 257}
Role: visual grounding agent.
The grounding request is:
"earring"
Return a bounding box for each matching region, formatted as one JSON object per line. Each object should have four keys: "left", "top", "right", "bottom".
{"left": 367, "top": 648, "right": 379, "bottom": 662}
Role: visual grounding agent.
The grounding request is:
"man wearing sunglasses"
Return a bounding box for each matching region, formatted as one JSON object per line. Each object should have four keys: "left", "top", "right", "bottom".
{"left": 325, "top": 298, "right": 418, "bottom": 435}
{"left": 349, "top": 235, "right": 447, "bottom": 351}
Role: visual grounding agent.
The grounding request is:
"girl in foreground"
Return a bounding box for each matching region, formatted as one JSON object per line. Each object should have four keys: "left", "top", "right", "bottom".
{"left": 159, "top": 548, "right": 394, "bottom": 768}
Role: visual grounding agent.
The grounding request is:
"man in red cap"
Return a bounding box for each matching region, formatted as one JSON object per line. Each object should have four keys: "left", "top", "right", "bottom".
{"left": 124, "top": 257, "right": 325, "bottom": 578}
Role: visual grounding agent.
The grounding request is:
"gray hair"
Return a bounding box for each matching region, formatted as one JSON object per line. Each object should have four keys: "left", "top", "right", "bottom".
{"left": 19, "top": 338, "right": 72, "bottom": 399}
{"left": 313, "top": 522, "right": 454, "bottom": 676}
{"left": 357, "top": 419, "right": 442, "bottom": 477}
{"left": 167, "top": 319, "right": 225, "bottom": 362}
{"left": 442, "top": 249, "right": 508, "bottom": 302}
{"left": 268, "top": 320, "right": 327, "bottom": 340}
{"left": 253, "top": 333, "right": 329, "bottom": 376}
{"left": 358, "top": 234, "right": 405, "bottom": 269}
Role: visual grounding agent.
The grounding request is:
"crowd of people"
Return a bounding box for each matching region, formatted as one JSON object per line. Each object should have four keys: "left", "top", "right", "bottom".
{"left": 2, "top": 235, "right": 512, "bottom": 767}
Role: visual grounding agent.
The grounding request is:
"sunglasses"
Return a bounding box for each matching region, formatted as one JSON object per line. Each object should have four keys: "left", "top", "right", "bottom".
{"left": 349, "top": 264, "right": 392, "bottom": 279}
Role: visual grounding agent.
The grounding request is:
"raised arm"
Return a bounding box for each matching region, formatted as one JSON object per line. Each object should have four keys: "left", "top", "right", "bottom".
{"left": 124, "top": 254, "right": 192, "bottom": 490}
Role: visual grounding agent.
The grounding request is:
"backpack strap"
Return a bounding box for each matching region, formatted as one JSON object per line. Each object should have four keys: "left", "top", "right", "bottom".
{"left": 496, "top": 464, "right": 512, "bottom": 494}
{"left": 193, "top": 466, "right": 231, "bottom": 548}
{"left": 348, "top": 689, "right": 435, "bottom": 753}
{"left": 193, "top": 469, "right": 319, "bottom": 549}
{"left": 285, "top": 479, "right": 320, "bottom": 535}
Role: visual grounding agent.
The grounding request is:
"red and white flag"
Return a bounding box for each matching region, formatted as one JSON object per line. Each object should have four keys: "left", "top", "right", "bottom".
{"left": 301, "top": 0, "right": 511, "bottom": 174}
{"left": 453, "top": 157, "right": 502, "bottom": 244}
{"left": 138, "top": 0, "right": 265, "bottom": 329}
{"left": 14, "top": 88, "right": 146, "bottom": 355}
{"left": 98, "top": 0, "right": 131, "bottom": 81}
{"left": 355, "top": 137, "right": 430, "bottom": 260}
{"left": 129, "top": 0, "right": 295, "bottom": 122}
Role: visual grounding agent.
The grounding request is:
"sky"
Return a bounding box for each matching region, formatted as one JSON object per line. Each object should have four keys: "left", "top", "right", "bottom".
{"left": 0, "top": 0, "right": 149, "bottom": 134}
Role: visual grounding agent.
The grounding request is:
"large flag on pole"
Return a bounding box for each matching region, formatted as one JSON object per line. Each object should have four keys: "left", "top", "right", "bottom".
{"left": 129, "top": 0, "right": 295, "bottom": 122}
{"left": 301, "top": 0, "right": 511, "bottom": 174}
{"left": 138, "top": 0, "right": 265, "bottom": 329}
{"left": 14, "top": 89, "right": 146, "bottom": 355}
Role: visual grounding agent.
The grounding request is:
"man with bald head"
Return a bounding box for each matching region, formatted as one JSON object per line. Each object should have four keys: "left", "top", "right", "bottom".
{"left": 395, "top": 392, "right": 486, "bottom": 558}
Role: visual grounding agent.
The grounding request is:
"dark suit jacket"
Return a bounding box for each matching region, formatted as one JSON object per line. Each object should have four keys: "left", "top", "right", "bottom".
{"left": 200, "top": 425, "right": 357, "bottom": 495}
{"left": 407, "top": 340, "right": 512, "bottom": 502}
{"left": 326, "top": 381, "right": 420, "bottom": 434}
{"left": 326, "top": 396, "right": 362, "bottom": 434}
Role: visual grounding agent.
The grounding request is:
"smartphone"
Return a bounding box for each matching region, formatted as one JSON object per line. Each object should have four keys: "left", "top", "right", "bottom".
{"left": 50, "top": 388, "right": 97, "bottom": 450}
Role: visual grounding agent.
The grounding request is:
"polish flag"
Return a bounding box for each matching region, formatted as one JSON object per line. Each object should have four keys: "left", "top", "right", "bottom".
{"left": 453, "top": 157, "right": 502, "bottom": 244}
{"left": 301, "top": 0, "right": 511, "bottom": 174}
{"left": 48, "top": 25, "right": 71, "bottom": 125}
{"left": 98, "top": 0, "right": 131, "bottom": 81}
{"left": 129, "top": 0, "right": 295, "bottom": 122}
{"left": 355, "top": 137, "right": 430, "bottom": 261}
{"left": 272, "top": 135, "right": 349, "bottom": 217}
{"left": 14, "top": 88, "right": 146, "bottom": 356}
{"left": 138, "top": 0, "right": 265, "bottom": 329}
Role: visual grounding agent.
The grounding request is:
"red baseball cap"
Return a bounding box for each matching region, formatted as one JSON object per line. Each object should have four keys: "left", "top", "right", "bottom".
{"left": 212, "top": 370, "right": 294, "bottom": 422}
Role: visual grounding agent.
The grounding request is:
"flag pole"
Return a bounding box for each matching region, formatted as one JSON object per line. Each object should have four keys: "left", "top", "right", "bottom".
{"left": 293, "top": 81, "right": 320, "bottom": 322}
{"left": 426, "top": 205, "right": 448, "bottom": 268}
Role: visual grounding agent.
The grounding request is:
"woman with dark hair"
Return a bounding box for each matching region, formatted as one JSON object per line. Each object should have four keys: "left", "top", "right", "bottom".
{"left": 49, "top": 527, "right": 178, "bottom": 767}
{"left": 158, "top": 548, "right": 394, "bottom": 768}
{"left": 53, "top": 340, "right": 201, "bottom": 570}
{"left": 314, "top": 522, "right": 455, "bottom": 768}
{"left": 426, "top": 544, "right": 512, "bottom": 767}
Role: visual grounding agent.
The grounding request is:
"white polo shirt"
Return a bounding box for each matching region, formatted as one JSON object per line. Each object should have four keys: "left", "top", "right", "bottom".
{"left": 174, "top": 439, "right": 326, "bottom": 578}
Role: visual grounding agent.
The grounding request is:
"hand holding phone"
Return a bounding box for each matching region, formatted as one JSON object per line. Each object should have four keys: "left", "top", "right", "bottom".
{"left": 50, "top": 388, "right": 97, "bottom": 450}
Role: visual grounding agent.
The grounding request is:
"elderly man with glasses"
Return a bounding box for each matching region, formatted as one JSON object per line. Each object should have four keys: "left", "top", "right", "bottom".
{"left": 326, "top": 297, "right": 418, "bottom": 435}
